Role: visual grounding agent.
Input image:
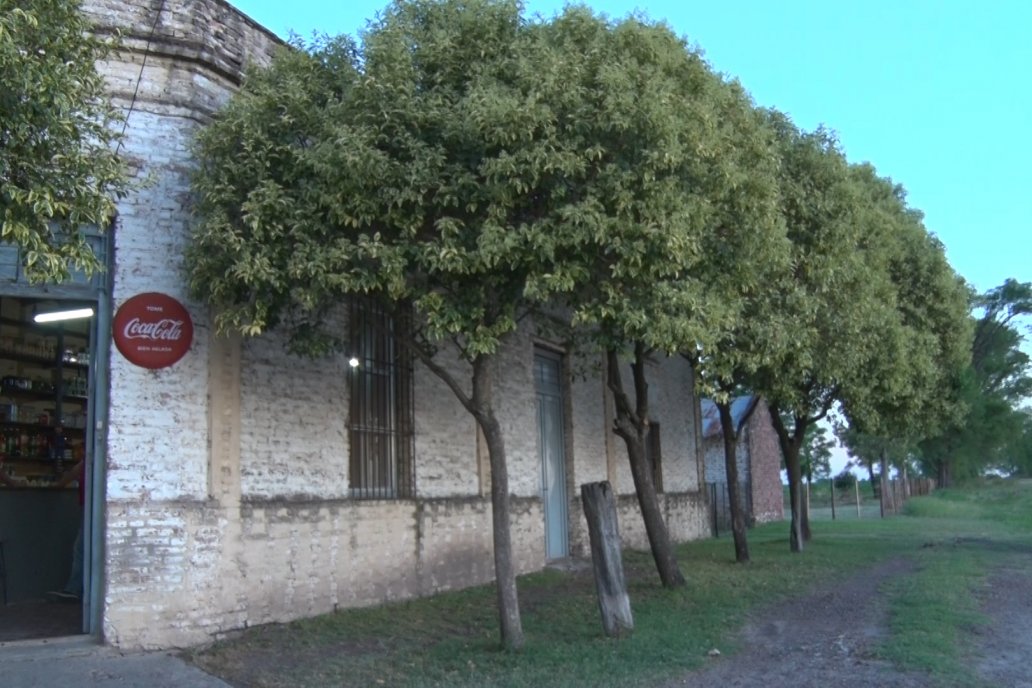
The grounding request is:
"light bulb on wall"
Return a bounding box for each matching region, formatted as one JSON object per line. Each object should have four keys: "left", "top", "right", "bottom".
{"left": 348, "top": 357, "right": 360, "bottom": 368}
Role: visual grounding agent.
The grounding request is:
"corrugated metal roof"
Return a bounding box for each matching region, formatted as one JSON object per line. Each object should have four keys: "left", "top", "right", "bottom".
{"left": 700, "top": 395, "right": 758, "bottom": 439}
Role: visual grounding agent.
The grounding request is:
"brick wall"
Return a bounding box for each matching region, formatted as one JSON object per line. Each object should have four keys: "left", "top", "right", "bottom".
{"left": 90, "top": 0, "right": 709, "bottom": 650}
{"left": 745, "top": 399, "right": 784, "bottom": 524}
{"left": 103, "top": 498, "right": 544, "bottom": 648}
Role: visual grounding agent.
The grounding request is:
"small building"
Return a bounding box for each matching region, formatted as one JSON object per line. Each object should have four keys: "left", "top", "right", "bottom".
{"left": 0, "top": 0, "right": 711, "bottom": 649}
{"left": 701, "top": 396, "right": 784, "bottom": 527}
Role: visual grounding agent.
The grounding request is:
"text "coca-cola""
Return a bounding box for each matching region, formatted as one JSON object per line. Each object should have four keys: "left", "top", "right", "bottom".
{"left": 122, "top": 318, "right": 185, "bottom": 342}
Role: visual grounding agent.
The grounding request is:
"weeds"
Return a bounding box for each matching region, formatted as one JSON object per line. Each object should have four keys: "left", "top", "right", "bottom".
{"left": 188, "top": 480, "right": 1032, "bottom": 688}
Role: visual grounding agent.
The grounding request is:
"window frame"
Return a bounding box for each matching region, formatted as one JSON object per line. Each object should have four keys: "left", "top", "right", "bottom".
{"left": 347, "top": 299, "right": 415, "bottom": 499}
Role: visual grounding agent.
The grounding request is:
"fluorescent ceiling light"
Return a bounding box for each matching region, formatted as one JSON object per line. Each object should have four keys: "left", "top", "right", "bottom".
{"left": 33, "top": 307, "right": 95, "bottom": 323}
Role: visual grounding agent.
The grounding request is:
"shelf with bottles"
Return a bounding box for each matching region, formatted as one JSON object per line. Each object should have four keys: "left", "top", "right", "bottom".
{"left": 0, "top": 379, "right": 87, "bottom": 406}
{"left": 0, "top": 458, "right": 76, "bottom": 489}
{"left": 0, "top": 348, "right": 90, "bottom": 372}
{"left": 0, "top": 420, "right": 83, "bottom": 435}
{"left": 0, "top": 424, "right": 74, "bottom": 461}
{"left": 0, "top": 430, "right": 82, "bottom": 489}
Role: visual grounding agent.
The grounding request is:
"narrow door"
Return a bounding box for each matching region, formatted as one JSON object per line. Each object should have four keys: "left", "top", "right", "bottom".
{"left": 535, "top": 350, "right": 568, "bottom": 559}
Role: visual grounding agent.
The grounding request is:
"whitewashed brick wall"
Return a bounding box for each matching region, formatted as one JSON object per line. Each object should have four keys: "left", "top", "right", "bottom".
{"left": 89, "top": 0, "right": 709, "bottom": 650}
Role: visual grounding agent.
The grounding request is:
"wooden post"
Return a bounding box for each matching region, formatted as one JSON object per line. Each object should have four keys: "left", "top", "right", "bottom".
{"left": 581, "top": 481, "right": 634, "bottom": 637}
{"left": 830, "top": 478, "right": 836, "bottom": 520}
{"left": 854, "top": 478, "right": 861, "bottom": 519}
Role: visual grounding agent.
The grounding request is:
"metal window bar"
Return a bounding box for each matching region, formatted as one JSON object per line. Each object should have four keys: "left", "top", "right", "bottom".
{"left": 348, "top": 299, "right": 414, "bottom": 499}
{"left": 707, "top": 481, "right": 733, "bottom": 537}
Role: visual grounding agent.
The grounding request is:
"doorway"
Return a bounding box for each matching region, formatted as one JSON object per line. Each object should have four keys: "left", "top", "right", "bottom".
{"left": 0, "top": 296, "right": 98, "bottom": 641}
{"left": 534, "top": 349, "right": 568, "bottom": 560}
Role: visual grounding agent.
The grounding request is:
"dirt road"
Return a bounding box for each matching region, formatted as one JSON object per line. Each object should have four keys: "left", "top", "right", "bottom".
{"left": 666, "top": 549, "right": 1032, "bottom": 688}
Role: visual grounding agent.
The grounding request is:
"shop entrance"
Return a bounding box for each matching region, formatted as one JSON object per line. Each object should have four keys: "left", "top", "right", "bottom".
{"left": 0, "top": 232, "right": 109, "bottom": 642}
{"left": 0, "top": 296, "right": 97, "bottom": 640}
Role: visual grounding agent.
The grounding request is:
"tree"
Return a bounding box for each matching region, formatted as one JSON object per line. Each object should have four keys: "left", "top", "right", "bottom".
{"left": 189, "top": 0, "right": 613, "bottom": 650}
{"left": 843, "top": 165, "right": 971, "bottom": 428}
{"left": 753, "top": 115, "right": 884, "bottom": 552}
{"left": 800, "top": 424, "right": 834, "bottom": 483}
{"left": 683, "top": 89, "right": 788, "bottom": 566}
{"left": 918, "top": 280, "right": 1031, "bottom": 484}
{"left": 542, "top": 11, "right": 783, "bottom": 578}
{"left": 0, "top": 0, "right": 129, "bottom": 281}
{"left": 757, "top": 119, "right": 971, "bottom": 550}
{"left": 833, "top": 165, "right": 972, "bottom": 499}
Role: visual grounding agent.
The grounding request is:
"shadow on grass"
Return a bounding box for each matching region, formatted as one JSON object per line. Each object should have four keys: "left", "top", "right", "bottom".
{"left": 186, "top": 481, "right": 1032, "bottom": 688}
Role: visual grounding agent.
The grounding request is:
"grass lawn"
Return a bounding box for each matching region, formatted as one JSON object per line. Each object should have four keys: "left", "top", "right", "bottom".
{"left": 186, "top": 479, "right": 1032, "bottom": 688}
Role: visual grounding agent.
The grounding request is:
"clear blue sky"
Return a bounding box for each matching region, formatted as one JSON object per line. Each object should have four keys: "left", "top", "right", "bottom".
{"left": 232, "top": 0, "right": 1030, "bottom": 297}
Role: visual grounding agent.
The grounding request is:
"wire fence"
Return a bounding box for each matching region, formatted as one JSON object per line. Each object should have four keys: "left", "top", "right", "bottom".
{"left": 709, "top": 477, "right": 938, "bottom": 536}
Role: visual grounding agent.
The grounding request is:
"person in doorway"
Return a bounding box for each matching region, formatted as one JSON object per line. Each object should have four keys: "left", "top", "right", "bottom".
{"left": 50, "top": 450, "right": 85, "bottom": 602}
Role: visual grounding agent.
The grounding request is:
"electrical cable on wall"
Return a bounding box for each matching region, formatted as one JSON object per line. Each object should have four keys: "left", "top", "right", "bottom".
{"left": 114, "top": 0, "right": 167, "bottom": 158}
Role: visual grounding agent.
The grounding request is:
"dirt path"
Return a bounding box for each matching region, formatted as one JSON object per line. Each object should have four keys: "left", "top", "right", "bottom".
{"left": 972, "top": 557, "right": 1032, "bottom": 688}
{"left": 665, "top": 558, "right": 933, "bottom": 688}
{"left": 665, "top": 547, "right": 1032, "bottom": 688}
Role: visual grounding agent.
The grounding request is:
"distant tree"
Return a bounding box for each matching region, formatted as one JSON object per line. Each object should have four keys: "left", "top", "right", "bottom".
{"left": 0, "top": 0, "right": 129, "bottom": 281}
{"left": 800, "top": 424, "right": 834, "bottom": 483}
{"left": 753, "top": 115, "right": 887, "bottom": 553}
{"left": 832, "top": 467, "right": 856, "bottom": 491}
{"left": 689, "top": 94, "right": 789, "bottom": 565}
{"left": 1009, "top": 412, "right": 1032, "bottom": 477}
{"left": 918, "top": 280, "right": 1031, "bottom": 484}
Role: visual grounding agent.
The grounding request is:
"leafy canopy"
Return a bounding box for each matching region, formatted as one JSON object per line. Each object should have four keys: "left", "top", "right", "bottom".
{"left": 0, "top": 0, "right": 129, "bottom": 281}
{"left": 190, "top": 0, "right": 612, "bottom": 358}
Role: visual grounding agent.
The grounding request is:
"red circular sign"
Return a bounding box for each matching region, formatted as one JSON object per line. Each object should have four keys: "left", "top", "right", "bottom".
{"left": 112, "top": 293, "right": 194, "bottom": 369}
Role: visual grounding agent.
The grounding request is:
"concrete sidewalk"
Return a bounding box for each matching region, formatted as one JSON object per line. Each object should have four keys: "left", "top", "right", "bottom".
{"left": 0, "top": 636, "right": 231, "bottom": 688}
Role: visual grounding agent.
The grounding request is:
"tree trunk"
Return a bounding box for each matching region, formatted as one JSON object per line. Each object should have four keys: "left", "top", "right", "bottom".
{"left": 607, "top": 348, "right": 685, "bottom": 587}
{"left": 473, "top": 357, "right": 525, "bottom": 651}
{"left": 830, "top": 478, "right": 836, "bottom": 520}
{"left": 769, "top": 406, "right": 806, "bottom": 553}
{"left": 400, "top": 333, "right": 524, "bottom": 649}
{"left": 581, "top": 481, "right": 634, "bottom": 637}
{"left": 937, "top": 459, "right": 951, "bottom": 489}
{"left": 801, "top": 477, "right": 812, "bottom": 542}
{"left": 717, "top": 401, "right": 750, "bottom": 563}
{"left": 879, "top": 449, "right": 889, "bottom": 519}
{"left": 866, "top": 460, "right": 878, "bottom": 498}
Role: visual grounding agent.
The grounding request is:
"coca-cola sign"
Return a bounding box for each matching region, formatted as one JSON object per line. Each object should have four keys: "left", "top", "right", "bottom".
{"left": 113, "top": 293, "right": 193, "bottom": 369}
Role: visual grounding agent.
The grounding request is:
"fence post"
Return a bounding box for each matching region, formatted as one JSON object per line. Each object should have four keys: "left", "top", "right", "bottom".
{"left": 830, "top": 478, "right": 836, "bottom": 520}
{"left": 581, "top": 481, "right": 634, "bottom": 637}
{"left": 854, "top": 479, "right": 861, "bottom": 518}
{"left": 710, "top": 483, "right": 719, "bottom": 537}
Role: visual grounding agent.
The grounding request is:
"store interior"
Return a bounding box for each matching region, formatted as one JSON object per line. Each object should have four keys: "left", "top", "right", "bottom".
{"left": 0, "top": 295, "right": 93, "bottom": 641}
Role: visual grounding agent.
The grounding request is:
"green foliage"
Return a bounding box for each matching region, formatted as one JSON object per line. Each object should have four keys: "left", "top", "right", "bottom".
{"left": 832, "top": 468, "right": 857, "bottom": 491}
{"left": 547, "top": 14, "right": 785, "bottom": 364}
{"left": 842, "top": 165, "right": 972, "bottom": 442}
{"left": 917, "top": 280, "right": 1031, "bottom": 481}
{"left": 800, "top": 424, "right": 834, "bottom": 481}
{"left": 0, "top": 0, "right": 129, "bottom": 281}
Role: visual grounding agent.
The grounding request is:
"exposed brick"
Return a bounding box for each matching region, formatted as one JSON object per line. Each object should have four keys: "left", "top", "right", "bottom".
{"left": 89, "top": 0, "right": 713, "bottom": 651}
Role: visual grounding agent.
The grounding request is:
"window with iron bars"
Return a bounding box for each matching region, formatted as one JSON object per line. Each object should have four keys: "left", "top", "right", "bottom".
{"left": 348, "top": 299, "right": 415, "bottom": 499}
